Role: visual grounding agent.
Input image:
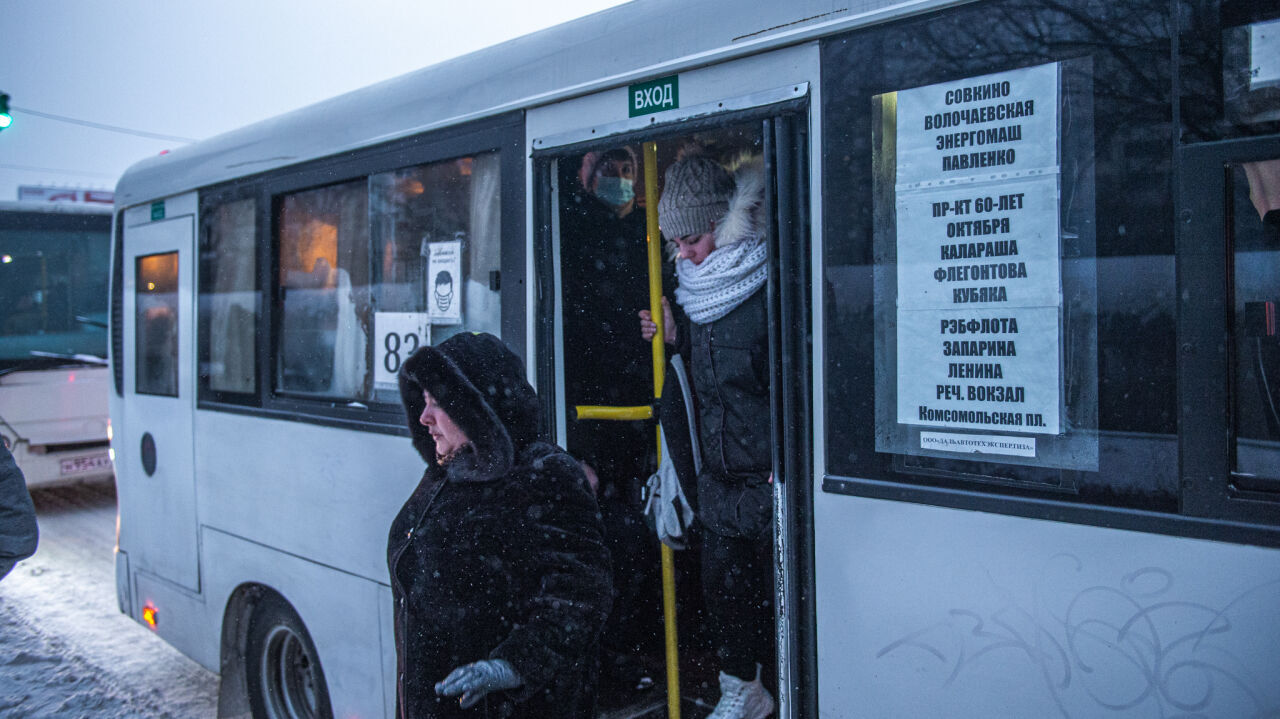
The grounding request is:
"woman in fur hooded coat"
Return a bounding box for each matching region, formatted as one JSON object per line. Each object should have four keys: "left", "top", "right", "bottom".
{"left": 388, "top": 332, "right": 612, "bottom": 718}
{"left": 639, "top": 152, "right": 776, "bottom": 719}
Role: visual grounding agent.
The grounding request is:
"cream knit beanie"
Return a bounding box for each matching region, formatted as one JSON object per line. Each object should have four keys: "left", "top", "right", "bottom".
{"left": 658, "top": 155, "right": 735, "bottom": 238}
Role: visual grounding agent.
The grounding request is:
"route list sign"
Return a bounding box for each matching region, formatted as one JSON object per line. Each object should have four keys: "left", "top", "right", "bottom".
{"left": 892, "top": 62, "right": 1063, "bottom": 438}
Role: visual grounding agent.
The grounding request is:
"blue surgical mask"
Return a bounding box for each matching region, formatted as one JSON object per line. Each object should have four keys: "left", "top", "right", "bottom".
{"left": 594, "top": 177, "right": 635, "bottom": 208}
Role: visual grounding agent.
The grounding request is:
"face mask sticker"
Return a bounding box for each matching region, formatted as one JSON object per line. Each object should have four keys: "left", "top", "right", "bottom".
{"left": 434, "top": 272, "right": 454, "bottom": 312}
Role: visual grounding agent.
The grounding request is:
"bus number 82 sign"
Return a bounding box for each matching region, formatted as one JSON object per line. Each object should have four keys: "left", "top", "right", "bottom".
{"left": 374, "top": 312, "right": 430, "bottom": 389}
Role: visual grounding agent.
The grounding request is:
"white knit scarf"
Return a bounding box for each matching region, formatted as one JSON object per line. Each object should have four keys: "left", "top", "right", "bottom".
{"left": 674, "top": 234, "right": 767, "bottom": 324}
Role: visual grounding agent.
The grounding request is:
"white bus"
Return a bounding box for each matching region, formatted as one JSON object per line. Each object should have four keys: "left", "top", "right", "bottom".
{"left": 0, "top": 200, "right": 114, "bottom": 489}
{"left": 110, "top": 1, "right": 1280, "bottom": 717}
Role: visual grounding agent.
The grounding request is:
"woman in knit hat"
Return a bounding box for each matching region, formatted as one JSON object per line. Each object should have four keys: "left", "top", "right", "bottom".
{"left": 639, "top": 151, "right": 775, "bottom": 719}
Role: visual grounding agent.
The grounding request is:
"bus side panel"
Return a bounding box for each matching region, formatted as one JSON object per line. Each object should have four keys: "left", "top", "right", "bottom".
{"left": 815, "top": 494, "right": 1280, "bottom": 717}
{"left": 193, "top": 410, "right": 422, "bottom": 581}
{"left": 193, "top": 411, "right": 418, "bottom": 715}
{"left": 133, "top": 569, "right": 218, "bottom": 671}
{"left": 202, "top": 528, "right": 388, "bottom": 719}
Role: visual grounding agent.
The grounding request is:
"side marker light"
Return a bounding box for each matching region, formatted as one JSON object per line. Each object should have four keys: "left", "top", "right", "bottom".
{"left": 142, "top": 603, "right": 158, "bottom": 630}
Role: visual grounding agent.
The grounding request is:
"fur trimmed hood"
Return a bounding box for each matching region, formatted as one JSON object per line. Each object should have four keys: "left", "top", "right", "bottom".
{"left": 664, "top": 153, "right": 765, "bottom": 260}
{"left": 398, "top": 332, "right": 543, "bottom": 481}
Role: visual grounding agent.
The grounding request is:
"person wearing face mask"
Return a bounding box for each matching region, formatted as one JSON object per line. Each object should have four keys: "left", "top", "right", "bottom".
{"left": 638, "top": 149, "right": 775, "bottom": 719}
{"left": 388, "top": 332, "right": 613, "bottom": 718}
{"left": 557, "top": 146, "right": 668, "bottom": 693}
{"left": 561, "top": 147, "right": 650, "bottom": 402}
{"left": 583, "top": 147, "right": 639, "bottom": 218}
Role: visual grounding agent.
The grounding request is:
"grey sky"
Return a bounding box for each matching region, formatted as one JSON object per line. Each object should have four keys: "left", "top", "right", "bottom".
{"left": 0, "top": 1, "right": 627, "bottom": 200}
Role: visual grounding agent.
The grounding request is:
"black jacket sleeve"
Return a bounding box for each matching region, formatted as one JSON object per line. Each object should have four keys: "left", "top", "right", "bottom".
{"left": 0, "top": 445, "right": 38, "bottom": 580}
{"left": 489, "top": 453, "right": 612, "bottom": 700}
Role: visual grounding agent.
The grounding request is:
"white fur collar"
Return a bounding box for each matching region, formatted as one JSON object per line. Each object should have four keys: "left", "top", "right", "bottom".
{"left": 714, "top": 154, "right": 765, "bottom": 249}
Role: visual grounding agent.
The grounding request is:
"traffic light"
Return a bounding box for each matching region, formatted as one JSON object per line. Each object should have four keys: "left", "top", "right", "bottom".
{"left": 0, "top": 94, "right": 11, "bottom": 130}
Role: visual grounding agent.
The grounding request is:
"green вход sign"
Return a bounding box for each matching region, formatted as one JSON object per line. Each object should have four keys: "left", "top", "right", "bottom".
{"left": 629, "top": 75, "right": 679, "bottom": 118}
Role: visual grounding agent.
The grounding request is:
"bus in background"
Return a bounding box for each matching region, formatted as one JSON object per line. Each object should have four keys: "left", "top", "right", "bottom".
{"left": 0, "top": 201, "right": 115, "bottom": 488}
{"left": 110, "top": 1, "right": 1280, "bottom": 718}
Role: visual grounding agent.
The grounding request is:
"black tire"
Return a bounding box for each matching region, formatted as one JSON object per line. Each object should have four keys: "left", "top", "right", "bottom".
{"left": 245, "top": 593, "right": 334, "bottom": 719}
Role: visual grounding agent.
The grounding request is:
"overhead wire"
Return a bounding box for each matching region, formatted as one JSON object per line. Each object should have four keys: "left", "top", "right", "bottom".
{"left": 0, "top": 162, "right": 119, "bottom": 179}
{"left": 10, "top": 106, "right": 197, "bottom": 144}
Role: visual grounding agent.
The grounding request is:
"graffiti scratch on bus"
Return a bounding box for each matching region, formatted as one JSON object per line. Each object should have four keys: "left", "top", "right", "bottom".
{"left": 877, "top": 555, "right": 1280, "bottom": 717}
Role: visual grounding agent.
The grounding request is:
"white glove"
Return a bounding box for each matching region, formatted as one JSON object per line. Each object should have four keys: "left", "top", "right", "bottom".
{"left": 435, "top": 659, "right": 522, "bottom": 709}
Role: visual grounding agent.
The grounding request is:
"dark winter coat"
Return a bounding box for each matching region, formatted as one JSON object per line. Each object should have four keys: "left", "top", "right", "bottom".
{"left": 683, "top": 289, "right": 773, "bottom": 539}
{"left": 0, "top": 443, "right": 38, "bottom": 581}
{"left": 388, "top": 332, "right": 612, "bottom": 719}
{"left": 662, "top": 156, "right": 773, "bottom": 541}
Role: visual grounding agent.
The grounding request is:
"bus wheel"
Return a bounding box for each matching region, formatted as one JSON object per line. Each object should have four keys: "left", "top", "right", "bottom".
{"left": 245, "top": 594, "right": 334, "bottom": 719}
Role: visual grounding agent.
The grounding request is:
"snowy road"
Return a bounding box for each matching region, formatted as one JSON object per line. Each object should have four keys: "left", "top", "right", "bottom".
{"left": 0, "top": 481, "right": 218, "bottom": 718}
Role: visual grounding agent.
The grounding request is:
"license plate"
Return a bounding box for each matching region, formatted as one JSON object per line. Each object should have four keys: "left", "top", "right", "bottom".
{"left": 60, "top": 453, "right": 112, "bottom": 475}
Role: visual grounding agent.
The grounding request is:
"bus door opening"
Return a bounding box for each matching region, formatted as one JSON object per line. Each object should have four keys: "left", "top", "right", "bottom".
{"left": 1232, "top": 157, "right": 1280, "bottom": 494}
{"left": 553, "top": 120, "right": 773, "bottom": 718}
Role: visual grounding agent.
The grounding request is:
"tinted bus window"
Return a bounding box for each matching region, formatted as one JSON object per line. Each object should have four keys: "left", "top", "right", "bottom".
{"left": 0, "top": 219, "right": 110, "bottom": 363}
{"left": 200, "top": 198, "right": 258, "bottom": 396}
{"left": 276, "top": 180, "right": 371, "bottom": 398}
{"left": 136, "top": 252, "right": 180, "bottom": 397}
{"left": 273, "top": 154, "right": 503, "bottom": 404}
{"left": 368, "top": 152, "right": 502, "bottom": 403}
{"left": 821, "top": 0, "right": 1178, "bottom": 511}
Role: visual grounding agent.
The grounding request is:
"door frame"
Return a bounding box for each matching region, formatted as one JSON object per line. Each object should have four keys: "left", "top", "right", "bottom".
{"left": 1179, "top": 133, "right": 1280, "bottom": 526}
{"left": 526, "top": 42, "right": 820, "bottom": 718}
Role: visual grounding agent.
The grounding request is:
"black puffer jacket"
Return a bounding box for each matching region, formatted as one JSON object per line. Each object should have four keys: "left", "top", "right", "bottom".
{"left": 667, "top": 156, "right": 773, "bottom": 540}
{"left": 682, "top": 289, "right": 773, "bottom": 539}
{"left": 388, "top": 333, "right": 612, "bottom": 719}
{"left": 687, "top": 288, "right": 771, "bottom": 481}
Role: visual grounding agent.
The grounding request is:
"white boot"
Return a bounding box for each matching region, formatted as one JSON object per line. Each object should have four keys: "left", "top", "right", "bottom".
{"left": 705, "top": 663, "right": 774, "bottom": 719}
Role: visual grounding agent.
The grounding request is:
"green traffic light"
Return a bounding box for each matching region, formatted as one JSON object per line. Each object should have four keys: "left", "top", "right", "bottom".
{"left": 0, "top": 93, "right": 10, "bottom": 129}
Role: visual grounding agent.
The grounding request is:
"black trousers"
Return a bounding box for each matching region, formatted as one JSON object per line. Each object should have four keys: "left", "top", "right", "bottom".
{"left": 701, "top": 527, "right": 776, "bottom": 681}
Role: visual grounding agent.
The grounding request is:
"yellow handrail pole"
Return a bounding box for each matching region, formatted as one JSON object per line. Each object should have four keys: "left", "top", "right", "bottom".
{"left": 644, "top": 140, "right": 682, "bottom": 719}
{"left": 573, "top": 405, "right": 653, "bottom": 421}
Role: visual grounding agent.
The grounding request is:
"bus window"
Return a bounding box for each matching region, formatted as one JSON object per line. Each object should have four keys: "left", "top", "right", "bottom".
{"left": 272, "top": 154, "right": 502, "bottom": 405}
{"left": 200, "top": 198, "right": 258, "bottom": 396}
{"left": 821, "top": 0, "right": 1179, "bottom": 512}
{"left": 1233, "top": 159, "right": 1280, "bottom": 485}
{"left": 136, "top": 252, "right": 180, "bottom": 397}
{"left": 0, "top": 221, "right": 110, "bottom": 359}
{"left": 369, "top": 152, "right": 502, "bottom": 403}
{"left": 276, "top": 180, "right": 371, "bottom": 398}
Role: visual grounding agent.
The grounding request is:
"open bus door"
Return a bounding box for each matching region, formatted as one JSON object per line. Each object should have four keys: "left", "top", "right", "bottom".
{"left": 118, "top": 195, "right": 199, "bottom": 593}
{"left": 530, "top": 43, "right": 818, "bottom": 719}
{"left": 1180, "top": 133, "right": 1280, "bottom": 516}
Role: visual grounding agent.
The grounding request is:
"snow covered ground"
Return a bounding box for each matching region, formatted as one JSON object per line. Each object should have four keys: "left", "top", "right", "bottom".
{"left": 0, "top": 481, "right": 218, "bottom": 718}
